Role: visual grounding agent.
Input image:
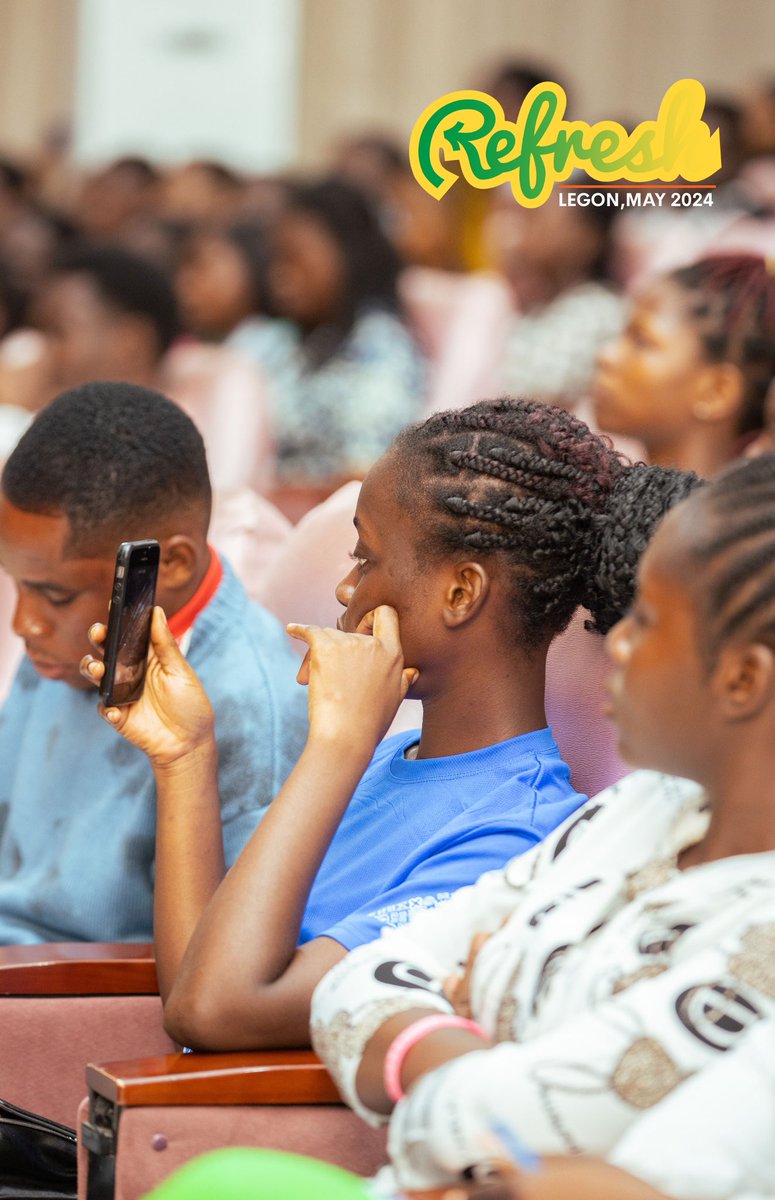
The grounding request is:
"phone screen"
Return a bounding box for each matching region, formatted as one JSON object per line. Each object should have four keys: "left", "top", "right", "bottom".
{"left": 100, "top": 541, "right": 160, "bottom": 707}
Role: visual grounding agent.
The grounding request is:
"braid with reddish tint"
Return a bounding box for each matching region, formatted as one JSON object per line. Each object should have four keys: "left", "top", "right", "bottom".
{"left": 670, "top": 254, "right": 775, "bottom": 436}
{"left": 391, "top": 397, "right": 701, "bottom": 646}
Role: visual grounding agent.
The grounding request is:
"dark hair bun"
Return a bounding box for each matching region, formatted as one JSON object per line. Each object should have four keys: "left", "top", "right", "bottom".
{"left": 583, "top": 462, "right": 704, "bottom": 634}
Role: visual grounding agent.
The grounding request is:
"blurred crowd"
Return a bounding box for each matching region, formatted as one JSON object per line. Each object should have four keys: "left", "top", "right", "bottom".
{"left": 2, "top": 61, "right": 775, "bottom": 521}
{"left": 3, "top": 57, "right": 775, "bottom": 1200}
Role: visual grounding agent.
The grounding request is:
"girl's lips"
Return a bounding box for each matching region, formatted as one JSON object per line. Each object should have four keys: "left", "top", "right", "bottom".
{"left": 602, "top": 677, "right": 620, "bottom": 720}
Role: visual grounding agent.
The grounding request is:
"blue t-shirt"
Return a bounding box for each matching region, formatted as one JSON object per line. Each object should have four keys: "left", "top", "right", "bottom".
{"left": 0, "top": 560, "right": 308, "bottom": 944}
{"left": 300, "top": 726, "right": 586, "bottom": 950}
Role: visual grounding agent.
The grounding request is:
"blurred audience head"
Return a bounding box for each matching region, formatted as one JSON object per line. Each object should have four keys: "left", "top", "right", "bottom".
{"left": 741, "top": 78, "right": 775, "bottom": 159}
{"left": 0, "top": 261, "right": 28, "bottom": 339}
{"left": 332, "top": 132, "right": 405, "bottom": 205}
{"left": 175, "top": 221, "right": 274, "bottom": 340}
{"left": 74, "top": 156, "right": 161, "bottom": 237}
{"left": 35, "top": 242, "right": 179, "bottom": 389}
{"left": 270, "top": 176, "right": 402, "bottom": 355}
{"left": 160, "top": 160, "right": 245, "bottom": 224}
{"left": 594, "top": 253, "right": 775, "bottom": 473}
{"left": 485, "top": 57, "right": 571, "bottom": 116}
{"left": 488, "top": 182, "right": 619, "bottom": 309}
{"left": 703, "top": 95, "right": 746, "bottom": 184}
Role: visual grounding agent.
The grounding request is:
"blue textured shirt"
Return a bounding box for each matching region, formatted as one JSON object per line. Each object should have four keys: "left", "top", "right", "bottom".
{"left": 300, "top": 726, "right": 586, "bottom": 950}
{"left": 0, "top": 560, "right": 308, "bottom": 944}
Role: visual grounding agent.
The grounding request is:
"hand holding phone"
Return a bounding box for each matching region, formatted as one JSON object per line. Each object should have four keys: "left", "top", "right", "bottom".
{"left": 99, "top": 540, "right": 160, "bottom": 707}
{"left": 85, "top": 542, "right": 216, "bottom": 763}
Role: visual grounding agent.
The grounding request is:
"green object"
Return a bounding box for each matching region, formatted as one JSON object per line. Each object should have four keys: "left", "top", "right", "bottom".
{"left": 143, "top": 1147, "right": 374, "bottom": 1200}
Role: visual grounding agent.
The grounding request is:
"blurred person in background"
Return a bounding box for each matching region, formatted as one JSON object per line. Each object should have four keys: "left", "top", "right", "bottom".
{"left": 593, "top": 253, "right": 775, "bottom": 477}
{"left": 175, "top": 220, "right": 277, "bottom": 344}
{"left": 230, "top": 177, "right": 426, "bottom": 518}
{"left": 160, "top": 160, "right": 247, "bottom": 226}
{"left": 0, "top": 261, "right": 36, "bottom": 456}
{"left": 486, "top": 183, "right": 624, "bottom": 408}
{"left": 332, "top": 132, "right": 463, "bottom": 272}
{"left": 74, "top": 156, "right": 161, "bottom": 239}
{"left": 614, "top": 94, "right": 762, "bottom": 289}
{"left": 36, "top": 241, "right": 179, "bottom": 393}
{"left": 458, "top": 58, "right": 572, "bottom": 273}
{"left": 32, "top": 242, "right": 274, "bottom": 493}
{"left": 71, "top": 155, "right": 181, "bottom": 271}
{"left": 741, "top": 77, "right": 775, "bottom": 163}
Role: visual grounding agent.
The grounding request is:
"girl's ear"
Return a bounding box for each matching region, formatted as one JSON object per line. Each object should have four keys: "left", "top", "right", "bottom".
{"left": 693, "top": 362, "right": 745, "bottom": 425}
{"left": 442, "top": 561, "right": 490, "bottom": 628}
{"left": 713, "top": 642, "right": 775, "bottom": 720}
{"left": 157, "top": 535, "right": 199, "bottom": 594}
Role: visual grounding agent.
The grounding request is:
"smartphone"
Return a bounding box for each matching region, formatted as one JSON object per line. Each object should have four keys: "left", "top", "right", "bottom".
{"left": 99, "top": 540, "right": 160, "bottom": 707}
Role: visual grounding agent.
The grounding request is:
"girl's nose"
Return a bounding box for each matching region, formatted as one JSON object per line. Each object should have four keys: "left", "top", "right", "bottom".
{"left": 605, "top": 614, "right": 632, "bottom": 664}
{"left": 335, "top": 568, "right": 357, "bottom": 609}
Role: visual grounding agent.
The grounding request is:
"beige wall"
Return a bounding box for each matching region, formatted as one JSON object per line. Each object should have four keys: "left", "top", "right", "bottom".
{"left": 0, "top": 0, "right": 77, "bottom": 161}
{"left": 298, "top": 0, "right": 775, "bottom": 164}
{"left": 1, "top": 0, "right": 774, "bottom": 167}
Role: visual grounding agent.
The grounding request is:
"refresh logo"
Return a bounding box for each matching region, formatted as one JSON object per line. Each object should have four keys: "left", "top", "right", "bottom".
{"left": 409, "top": 79, "right": 722, "bottom": 208}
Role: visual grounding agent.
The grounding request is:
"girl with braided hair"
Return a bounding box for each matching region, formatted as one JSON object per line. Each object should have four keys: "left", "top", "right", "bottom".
{"left": 83, "top": 397, "right": 697, "bottom": 1054}
{"left": 309, "top": 451, "right": 775, "bottom": 1199}
{"left": 593, "top": 253, "right": 775, "bottom": 478}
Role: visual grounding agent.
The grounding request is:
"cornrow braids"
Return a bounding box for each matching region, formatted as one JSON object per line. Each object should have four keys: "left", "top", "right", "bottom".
{"left": 391, "top": 398, "right": 698, "bottom": 646}
{"left": 670, "top": 254, "right": 775, "bottom": 436}
{"left": 589, "top": 463, "right": 704, "bottom": 635}
{"left": 688, "top": 453, "right": 775, "bottom": 668}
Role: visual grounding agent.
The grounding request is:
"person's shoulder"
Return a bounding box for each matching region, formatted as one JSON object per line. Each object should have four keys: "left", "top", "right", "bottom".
{"left": 188, "top": 561, "right": 301, "bottom": 681}
{"left": 596, "top": 769, "right": 703, "bottom": 808}
{"left": 1, "top": 656, "right": 56, "bottom": 720}
{"left": 557, "top": 280, "right": 624, "bottom": 322}
{"left": 348, "top": 307, "right": 419, "bottom": 353}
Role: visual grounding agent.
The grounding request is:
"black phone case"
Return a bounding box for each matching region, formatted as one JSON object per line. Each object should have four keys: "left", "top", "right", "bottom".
{"left": 99, "top": 540, "right": 160, "bottom": 707}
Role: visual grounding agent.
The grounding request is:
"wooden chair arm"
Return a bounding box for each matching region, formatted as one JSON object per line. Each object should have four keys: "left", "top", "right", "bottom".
{"left": 87, "top": 1049, "right": 342, "bottom": 1107}
{"left": 0, "top": 943, "right": 157, "bottom": 995}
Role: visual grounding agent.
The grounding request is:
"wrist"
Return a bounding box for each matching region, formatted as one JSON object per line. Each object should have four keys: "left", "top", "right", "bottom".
{"left": 305, "top": 726, "right": 377, "bottom": 773}
{"left": 385, "top": 1015, "right": 489, "bottom": 1103}
{"left": 153, "top": 734, "right": 217, "bottom": 780}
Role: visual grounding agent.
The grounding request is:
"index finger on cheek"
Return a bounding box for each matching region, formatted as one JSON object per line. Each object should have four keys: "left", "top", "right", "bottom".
{"left": 370, "top": 604, "right": 401, "bottom": 645}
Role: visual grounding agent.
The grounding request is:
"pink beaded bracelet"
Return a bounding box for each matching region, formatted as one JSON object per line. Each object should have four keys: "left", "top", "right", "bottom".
{"left": 383, "top": 1013, "right": 487, "bottom": 1104}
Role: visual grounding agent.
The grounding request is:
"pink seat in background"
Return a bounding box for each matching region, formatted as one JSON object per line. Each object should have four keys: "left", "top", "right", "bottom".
{"left": 209, "top": 488, "right": 291, "bottom": 603}
{"left": 398, "top": 266, "right": 472, "bottom": 362}
{"left": 0, "top": 567, "right": 22, "bottom": 704}
{"left": 398, "top": 265, "right": 514, "bottom": 415}
{"left": 422, "top": 272, "right": 513, "bottom": 415}
{"left": 161, "top": 341, "right": 276, "bottom": 496}
{"left": 546, "top": 609, "right": 629, "bottom": 799}
{"left": 252, "top": 480, "right": 361, "bottom": 636}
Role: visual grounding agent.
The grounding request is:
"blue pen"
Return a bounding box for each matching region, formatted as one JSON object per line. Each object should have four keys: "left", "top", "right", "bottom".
{"left": 488, "top": 1119, "right": 542, "bottom": 1173}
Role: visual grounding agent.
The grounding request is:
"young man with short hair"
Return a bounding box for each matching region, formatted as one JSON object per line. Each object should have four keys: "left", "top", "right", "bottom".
{"left": 0, "top": 381, "right": 307, "bottom": 944}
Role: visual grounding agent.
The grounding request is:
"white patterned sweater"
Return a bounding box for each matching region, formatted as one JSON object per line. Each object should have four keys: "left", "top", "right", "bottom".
{"left": 311, "top": 771, "right": 775, "bottom": 1183}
